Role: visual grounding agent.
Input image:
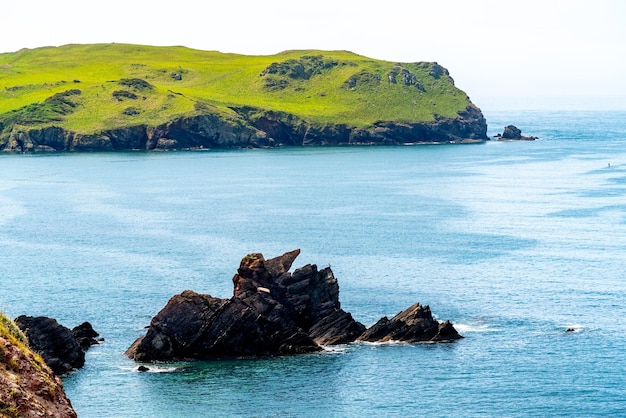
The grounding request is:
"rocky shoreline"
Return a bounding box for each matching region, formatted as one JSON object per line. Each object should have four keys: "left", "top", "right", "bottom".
{"left": 0, "top": 105, "right": 488, "bottom": 152}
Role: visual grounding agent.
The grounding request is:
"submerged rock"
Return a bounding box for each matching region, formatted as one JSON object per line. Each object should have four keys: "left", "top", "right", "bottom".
{"left": 126, "top": 250, "right": 462, "bottom": 362}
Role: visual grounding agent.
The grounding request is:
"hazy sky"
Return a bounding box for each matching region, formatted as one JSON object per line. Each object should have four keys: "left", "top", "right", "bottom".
{"left": 2, "top": 0, "right": 625, "bottom": 105}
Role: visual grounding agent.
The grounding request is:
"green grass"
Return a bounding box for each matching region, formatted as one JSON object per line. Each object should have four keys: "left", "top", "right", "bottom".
{"left": 0, "top": 43, "right": 471, "bottom": 134}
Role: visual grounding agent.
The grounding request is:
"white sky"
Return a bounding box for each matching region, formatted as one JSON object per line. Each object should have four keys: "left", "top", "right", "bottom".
{"left": 2, "top": 0, "right": 626, "bottom": 106}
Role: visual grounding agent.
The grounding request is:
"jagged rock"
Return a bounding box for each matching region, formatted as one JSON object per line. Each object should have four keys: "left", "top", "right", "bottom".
{"left": 0, "top": 314, "right": 77, "bottom": 418}
{"left": 15, "top": 316, "right": 85, "bottom": 376}
{"left": 126, "top": 250, "right": 461, "bottom": 363}
{"left": 429, "top": 63, "right": 448, "bottom": 79}
{"left": 497, "top": 125, "right": 537, "bottom": 141}
{"left": 358, "top": 302, "right": 463, "bottom": 343}
{"left": 72, "top": 322, "right": 101, "bottom": 350}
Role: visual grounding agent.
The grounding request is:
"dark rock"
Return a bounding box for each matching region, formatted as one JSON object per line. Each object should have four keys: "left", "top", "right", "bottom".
{"left": 126, "top": 250, "right": 461, "bottom": 363}
{"left": 123, "top": 107, "right": 141, "bottom": 116}
{"left": 502, "top": 125, "right": 522, "bottom": 139}
{"left": 261, "top": 56, "right": 338, "bottom": 81}
{"left": 72, "top": 321, "right": 101, "bottom": 349}
{"left": 358, "top": 303, "right": 462, "bottom": 343}
{"left": 15, "top": 316, "right": 85, "bottom": 375}
{"left": 112, "top": 90, "right": 138, "bottom": 101}
{"left": 118, "top": 78, "right": 154, "bottom": 90}
{"left": 429, "top": 63, "right": 448, "bottom": 79}
{"left": 137, "top": 365, "right": 150, "bottom": 372}
{"left": 498, "top": 125, "right": 537, "bottom": 141}
{"left": 344, "top": 71, "right": 381, "bottom": 89}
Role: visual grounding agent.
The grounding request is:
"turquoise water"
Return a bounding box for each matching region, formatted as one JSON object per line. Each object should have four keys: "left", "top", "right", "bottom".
{"left": 1, "top": 109, "right": 626, "bottom": 417}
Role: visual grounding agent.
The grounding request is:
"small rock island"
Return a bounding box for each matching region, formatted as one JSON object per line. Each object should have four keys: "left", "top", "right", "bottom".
{"left": 126, "top": 250, "right": 462, "bottom": 362}
{"left": 495, "top": 125, "right": 538, "bottom": 141}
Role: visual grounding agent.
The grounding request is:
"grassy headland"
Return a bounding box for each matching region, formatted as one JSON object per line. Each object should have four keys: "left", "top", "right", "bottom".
{"left": 0, "top": 43, "right": 471, "bottom": 136}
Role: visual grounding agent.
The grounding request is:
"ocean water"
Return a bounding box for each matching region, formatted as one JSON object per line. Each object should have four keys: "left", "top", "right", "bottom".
{"left": 1, "top": 107, "right": 626, "bottom": 417}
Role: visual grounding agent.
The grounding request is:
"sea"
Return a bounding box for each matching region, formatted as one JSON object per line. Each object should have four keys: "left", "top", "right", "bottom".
{"left": 1, "top": 99, "right": 626, "bottom": 417}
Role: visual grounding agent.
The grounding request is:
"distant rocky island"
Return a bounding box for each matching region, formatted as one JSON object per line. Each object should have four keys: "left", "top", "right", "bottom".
{"left": 126, "top": 250, "right": 462, "bottom": 363}
{"left": 0, "top": 44, "right": 488, "bottom": 152}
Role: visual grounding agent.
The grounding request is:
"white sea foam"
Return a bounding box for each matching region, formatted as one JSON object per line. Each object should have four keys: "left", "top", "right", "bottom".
{"left": 564, "top": 324, "right": 584, "bottom": 333}
{"left": 352, "top": 340, "right": 411, "bottom": 347}
{"left": 454, "top": 323, "right": 500, "bottom": 333}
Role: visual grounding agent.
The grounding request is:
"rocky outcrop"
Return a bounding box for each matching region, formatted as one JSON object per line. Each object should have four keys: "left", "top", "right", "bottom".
{"left": 126, "top": 250, "right": 461, "bottom": 362}
{"left": 358, "top": 302, "right": 462, "bottom": 343}
{"left": 0, "top": 314, "right": 77, "bottom": 418}
{"left": 495, "top": 124, "right": 537, "bottom": 141}
{"left": 72, "top": 322, "right": 101, "bottom": 350}
{"left": 0, "top": 104, "right": 488, "bottom": 152}
{"left": 15, "top": 316, "right": 99, "bottom": 376}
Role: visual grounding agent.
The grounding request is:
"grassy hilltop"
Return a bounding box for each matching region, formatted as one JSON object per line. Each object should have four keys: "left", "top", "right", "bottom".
{"left": 0, "top": 43, "right": 471, "bottom": 133}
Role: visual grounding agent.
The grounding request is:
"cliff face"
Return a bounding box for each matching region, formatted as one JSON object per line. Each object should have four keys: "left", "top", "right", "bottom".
{"left": 0, "top": 104, "right": 487, "bottom": 152}
{"left": 0, "top": 314, "right": 77, "bottom": 418}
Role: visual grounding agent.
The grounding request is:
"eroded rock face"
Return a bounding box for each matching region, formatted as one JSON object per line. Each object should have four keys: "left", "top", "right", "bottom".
{"left": 126, "top": 250, "right": 461, "bottom": 362}
{"left": 0, "top": 314, "right": 77, "bottom": 418}
{"left": 15, "top": 316, "right": 85, "bottom": 376}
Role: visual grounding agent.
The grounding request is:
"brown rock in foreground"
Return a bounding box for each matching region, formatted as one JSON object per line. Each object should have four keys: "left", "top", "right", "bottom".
{"left": 0, "top": 314, "right": 77, "bottom": 418}
{"left": 126, "top": 250, "right": 462, "bottom": 362}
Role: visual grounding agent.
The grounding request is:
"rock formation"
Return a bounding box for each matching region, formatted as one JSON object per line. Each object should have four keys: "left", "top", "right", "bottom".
{"left": 126, "top": 250, "right": 462, "bottom": 362}
{"left": 358, "top": 302, "right": 462, "bottom": 342}
{"left": 72, "top": 321, "right": 102, "bottom": 350}
{"left": 495, "top": 125, "right": 538, "bottom": 141}
{"left": 0, "top": 313, "right": 77, "bottom": 418}
{"left": 15, "top": 316, "right": 100, "bottom": 376}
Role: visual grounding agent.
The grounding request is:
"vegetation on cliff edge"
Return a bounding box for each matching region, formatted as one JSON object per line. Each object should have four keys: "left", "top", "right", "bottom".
{"left": 0, "top": 313, "right": 76, "bottom": 418}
